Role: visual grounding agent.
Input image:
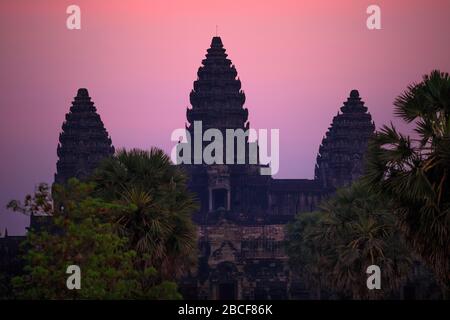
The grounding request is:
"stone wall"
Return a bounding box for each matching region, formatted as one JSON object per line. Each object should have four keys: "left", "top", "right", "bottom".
{"left": 182, "top": 219, "right": 291, "bottom": 300}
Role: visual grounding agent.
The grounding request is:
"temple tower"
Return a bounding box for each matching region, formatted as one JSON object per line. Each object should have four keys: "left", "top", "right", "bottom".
{"left": 187, "top": 36, "right": 249, "bottom": 132}
{"left": 182, "top": 37, "right": 268, "bottom": 221}
{"left": 315, "top": 90, "right": 375, "bottom": 190}
{"left": 55, "top": 88, "right": 115, "bottom": 184}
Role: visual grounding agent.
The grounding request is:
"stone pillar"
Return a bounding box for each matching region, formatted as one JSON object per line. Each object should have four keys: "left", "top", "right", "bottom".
{"left": 208, "top": 188, "right": 213, "bottom": 212}
{"left": 237, "top": 278, "right": 243, "bottom": 300}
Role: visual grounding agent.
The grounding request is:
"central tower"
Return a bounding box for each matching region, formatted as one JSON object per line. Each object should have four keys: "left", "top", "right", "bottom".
{"left": 187, "top": 36, "right": 249, "bottom": 132}
{"left": 183, "top": 37, "right": 269, "bottom": 223}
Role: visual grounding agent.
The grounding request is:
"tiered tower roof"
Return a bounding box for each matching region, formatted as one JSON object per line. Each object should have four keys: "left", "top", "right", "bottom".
{"left": 315, "top": 90, "right": 375, "bottom": 190}
{"left": 187, "top": 36, "right": 249, "bottom": 131}
{"left": 55, "top": 88, "right": 114, "bottom": 184}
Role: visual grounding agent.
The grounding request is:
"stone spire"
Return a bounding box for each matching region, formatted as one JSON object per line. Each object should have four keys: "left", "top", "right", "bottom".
{"left": 315, "top": 90, "right": 375, "bottom": 190}
{"left": 181, "top": 37, "right": 265, "bottom": 219}
{"left": 187, "top": 36, "right": 249, "bottom": 131}
{"left": 55, "top": 88, "right": 115, "bottom": 184}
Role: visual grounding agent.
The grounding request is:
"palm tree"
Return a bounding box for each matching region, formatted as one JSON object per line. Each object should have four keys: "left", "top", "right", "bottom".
{"left": 287, "top": 211, "right": 330, "bottom": 299}
{"left": 92, "top": 148, "right": 199, "bottom": 280}
{"left": 364, "top": 70, "right": 450, "bottom": 291}
{"left": 319, "top": 183, "right": 412, "bottom": 299}
{"left": 288, "top": 182, "right": 412, "bottom": 299}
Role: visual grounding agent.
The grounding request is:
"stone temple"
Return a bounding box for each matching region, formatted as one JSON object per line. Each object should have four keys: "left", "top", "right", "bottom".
{"left": 178, "top": 37, "right": 375, "bottom": 299}
{"left": 1, "top": 37, "right": 376, "bottom": 300}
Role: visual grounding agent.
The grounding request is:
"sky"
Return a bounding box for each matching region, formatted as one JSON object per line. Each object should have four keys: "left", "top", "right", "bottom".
{"left": 1, "top": 0, "right": 450, "bottom": 235}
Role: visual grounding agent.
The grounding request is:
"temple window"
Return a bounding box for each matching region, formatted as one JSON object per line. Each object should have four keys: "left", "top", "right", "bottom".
{"left": 211, "top": 188, "right": 229, "bottom": 211}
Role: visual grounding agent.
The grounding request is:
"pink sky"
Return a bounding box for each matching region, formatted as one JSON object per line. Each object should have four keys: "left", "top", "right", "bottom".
{"left": 1, "top": 0, "right": 450, "bottom": 235}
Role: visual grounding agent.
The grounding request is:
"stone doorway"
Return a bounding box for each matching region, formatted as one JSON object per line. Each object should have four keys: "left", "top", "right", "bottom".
{"left": 212, "top": 188, "right": 228, "bottom": 210}
{"left": 212, "top": 262, "right": 239, "bottom": 300}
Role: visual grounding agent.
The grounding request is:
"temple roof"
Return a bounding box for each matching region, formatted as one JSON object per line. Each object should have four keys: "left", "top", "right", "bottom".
{"left": 211, "top": 36, "right": 223, "bottom": 48}
{"left": 315, "top": 89, "right": 375, "bottom": 190}
{"left": 340, "top": 89, "right": 368, "bottom": 113}
{"left": 76, "top": 88, "right": 89, "bottom": 97}
{"left": 187, "top": 37, "right": 248, "bottom": 130}
{"left": 55, "top": 88, "right": 115, "bottom": 184}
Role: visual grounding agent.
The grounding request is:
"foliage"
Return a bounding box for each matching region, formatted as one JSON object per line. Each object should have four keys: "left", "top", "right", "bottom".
{"left": 0, "top": 272, "right": 11, "bottom": 299}
{"left": 91, "top": 148, "right": 199, "bottom": 279}
{"left": 287, "top": 182, "right": 412, "bottom": 299}
{"left": 286, "top": 211, "right": 329, "bottom": 299}
{"left": 8, "top": 180, "right": 181, "bottom": 299}
{"left": 7, "top": 183, "right": 53, "bottom": 216}
{"left": 364, "top": 70, "right": 450, "bottom": 289}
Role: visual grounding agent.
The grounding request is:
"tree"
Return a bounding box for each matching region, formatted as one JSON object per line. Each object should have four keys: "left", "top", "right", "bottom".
{"left": 92, "top": 148, "right": 199, "bottom": 280}
{"left": 287, "top": 182, "right": 412, "bottom": 299}
{"left": 7, "top": 183, "right": 53, "bottom": 216}
{"left": 364, "top": 70, "right": 450, "bottom": 291}
{"left": 8, "top": 180, "right": 181, "bottom": 299}
{"left": 286, "top": 211, "right": 329, "bottom": 299}
{"left": 0, "top": 267, "right": 14, "bottom": 299}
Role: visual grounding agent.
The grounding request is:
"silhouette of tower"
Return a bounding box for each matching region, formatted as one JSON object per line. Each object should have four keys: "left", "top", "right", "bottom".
{"left": 183, "top": 37, "right": 268, "bottom": 220}
{"left": 55, "top": 88, "right": 115, "bottom": 184}
{"left": 315, "top": 90, "right": 375, "bottom": 190}
{"left": 187, "top": 36, "right": 249, "bottom": 133}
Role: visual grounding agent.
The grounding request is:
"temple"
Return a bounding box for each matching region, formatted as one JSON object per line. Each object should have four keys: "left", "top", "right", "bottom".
{"left": 182, "top": 36, "right": 271, "bottom": 225}
{"left": 1, "top": 37, "right": 377, "bottom": 300}
{"left": 178, "top": 37, "right": 375, "bottom": 299}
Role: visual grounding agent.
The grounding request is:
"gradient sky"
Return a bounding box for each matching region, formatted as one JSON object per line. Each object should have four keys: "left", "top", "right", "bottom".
{"left": 1, "top": 0, "right": 450, "bottom": 235}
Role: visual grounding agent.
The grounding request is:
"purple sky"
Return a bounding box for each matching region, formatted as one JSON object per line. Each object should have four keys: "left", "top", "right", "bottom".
{"left": 1, "top": 0, "right": 450, "bottom": 235}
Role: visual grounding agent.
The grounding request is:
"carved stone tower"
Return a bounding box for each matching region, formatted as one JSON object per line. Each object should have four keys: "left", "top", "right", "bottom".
{"left": 55, "top": 88, "right": 115, "bottom": 184}
{"left": 182, "top": 37, "right": 269, "bottom": 222}
{"left": 315, "top": 90, "right": 375, "bottom": 190}
{"left": 187, "top": 36, "right": 249, "bottom": 133}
